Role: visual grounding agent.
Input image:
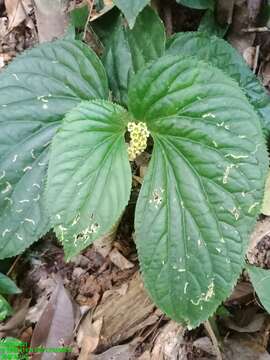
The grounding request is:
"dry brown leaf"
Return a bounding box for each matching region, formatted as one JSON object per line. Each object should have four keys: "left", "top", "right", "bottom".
{"left": 79, "top": 273, "right": 156, "bottom": 351}
{"left": 224, "top": 313, "right": 267, "bottom": 333}
{"left": 33, "top": 0, "right": 69, "bottom": 43}
{"left": 247, "top": 217, "right": 270, "bottom": 264}
{"left": 30, "top": 279, "right": 76, "bottom": 360}
{"left": 226, "top": 281, "right": 253, "bottom": 304}
{"left": 90, "top": 340, "right": 139, "bottom": 360}
{"left": 243, "top": 46, "right": 256, "bottom": 68}
{"left": 151, "top": 321, "right": 187, "bottom": 360}
{"left": 78, "top": 318, "right": 103, "bottom": 360}
{"left": 227, "top": 0, "right": 256, "bottom": 54}
{"left": 109, "top": 248, "right": 134, "bottom": 270}
{"left": 93, "top": 225, "right": 118, "bottom": 258}
{"left": 224, "top": 338, "right": 270, "bottom": 360}
{"left": 193, "top": 337, "right": 216, "bottom": 356}
{"left": 26, "top": 276, "right": 57, "bottom": 323}
{"left": 5, "top": 0, "right": 32, "bottom": 30}
{"left": 138, "top": 351, "right": 151, "bottom": 360}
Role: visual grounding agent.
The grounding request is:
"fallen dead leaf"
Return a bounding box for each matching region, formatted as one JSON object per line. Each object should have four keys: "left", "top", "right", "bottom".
{"left": 90, "top": 340, "right": 139, "bottom": 360}
{"left": 243, "top": 46, "right": 256, "bottom": 68}
{"left": 151, "top": 321, "right": 186, "bottom": 360}
{"left": 26, "top": 275, "right": 57, "bottom": 323}
{"left": 138, "top": 351, "right": 151, "bottom": 360}
{"left": 224, "top": 313, "right": 267, "bottom": 333}
{"left": 5, "top": 0, "right": 32, "bottom": 30}
{"left": 109, "top": 248, "right": 134, "bottom": 270}
{"left": 227, "top": 0, "right": 256, "bottom": 54}
{"left": 224, "top": 338, "right": 270, "bottom": 360}
{"left": 79, "top": 273, "right": 156, "bottom": 351}
{"left": 33, "top": 0, "right": 69, "bottom": 43}
{"left": 78, "top": 318, "right": 103, "bottom": 360}
{"left": 30, "top": 278, "right": 76, "bottom": 360}
{"left": 226, "top": 281, "right": 253, "bottom": 304}
{"left": 247, "top": 217, "right": 270, "bottom": 264}
{"left": 93, "top": 225, "right": 118, "bottom": 258}
{"left": 193, "top": 337, "right": 216, "bottom": 356}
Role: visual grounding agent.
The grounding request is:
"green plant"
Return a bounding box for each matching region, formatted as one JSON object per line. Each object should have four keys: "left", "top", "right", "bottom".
{"left": 0, "top": 273, "right": 21, "bottom": 320}
{"left": 176, "top": 0, "right": 214, "bottom": 10}
{"left": 0, "top": 7, "right": 269, "bottom": 328}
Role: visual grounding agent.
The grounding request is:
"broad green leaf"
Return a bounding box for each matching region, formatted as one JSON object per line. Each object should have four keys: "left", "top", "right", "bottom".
{"left": 247, "top": 264, "right": 270, "bottom": 314}
{"left": 0, "top": 39, "right": 108, "bottom": 259}
{"left": 46, "top": 100, "right": 132, "bottom": 260}
{"left": 91, "top": 7, "right": 120, "bottom": 48}
{"left": 198, "top": 10, "right": 229, "bottom": 38}
{"left": 71, "top": 4, "right": 89, "bottom": 29}
{"left": 129, "top": 55, "right": 268, "bottom": 327}
{"left": 0, "top": 273, "right": 21, "bottom": 295}
{"left": 103, "top": 16, "right": 132, "bottom": 106}
{"left": 166, "top": 32, "right": 270, "bottom": 135}
{"left": 112, "top": 0, "right": 150, "bottom": 28}
{"left": 176, "top": 0, "right": 214, "bottom": 10}
{"left": 103, "top": 6, "right": 165, "bottom": 105}
{"left": 0, "top": 295, "right": 12, "bottom": 321}
{"left": 126, "top": 7, "right": 166, "bottom": 73}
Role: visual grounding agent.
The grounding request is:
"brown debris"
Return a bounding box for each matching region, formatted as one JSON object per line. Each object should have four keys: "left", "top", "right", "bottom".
{"left": 78, "top": 272, "right": 156, "bottom": 352}
{"left": 30, "top": 278, "right": 77, "bottom": 360}
{"left": 33, "top": 0, "right": 69, "bottom": 43}
{"left": 150, "top": 321, "right": 186, "bottom": 359}
{"left": 248, "top": 217, "right": 270, "bottom": 268}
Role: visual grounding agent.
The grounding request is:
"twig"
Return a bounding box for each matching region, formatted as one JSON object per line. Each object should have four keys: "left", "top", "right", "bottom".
{"left": 242, "top": 27, "right": 270, "bottom": 33}
{"left": 83, "top": 0, "right": 94, "bottom": 41}
{"left": 253, "top": 45, "right": 260, "bottom": 74}
{"left": 163, "top": 1, "right": 173, "bottom": 36}
{"left": 7, "top": 255, "right": 22, "bottom": 277}
{"left": 204, "top": 320, "right": 223, "bottom": 360}
{"left": 20, "top": 0, "right": 38, "bottom": 41}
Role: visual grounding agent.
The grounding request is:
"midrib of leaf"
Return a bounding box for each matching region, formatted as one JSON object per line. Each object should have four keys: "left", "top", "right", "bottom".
{"left": 78, "top": 136, "right": 123, "bottom": 219}
{"left": 54, "top": 133, "right": 119, "bottom": 206}
{"left": 157, "top": 136, "right": 189, "bottom": 321}
{"left": 154, "top": 133, "right": 234, "bottom": 272}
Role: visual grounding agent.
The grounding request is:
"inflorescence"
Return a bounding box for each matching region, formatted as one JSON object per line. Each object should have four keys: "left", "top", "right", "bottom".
{"left": 127, "top": 122, "right": 150, "bottom": 161}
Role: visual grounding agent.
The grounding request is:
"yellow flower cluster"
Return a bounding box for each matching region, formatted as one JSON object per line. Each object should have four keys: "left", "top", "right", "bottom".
{"left": 127, "top": 122, "right": 150, "bottom": 161}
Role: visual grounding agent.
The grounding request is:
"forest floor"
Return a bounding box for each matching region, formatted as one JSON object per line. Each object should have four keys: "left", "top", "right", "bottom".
{"left": 1, "top": 0, "right": 270, "bottom": 359}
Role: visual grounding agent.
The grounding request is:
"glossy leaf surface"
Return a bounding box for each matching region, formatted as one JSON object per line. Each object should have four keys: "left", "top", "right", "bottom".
{"left": 166, "top": 32, "right": 270, "bottom": 135}
{"left": 112, "top": 0, "right": 150, "bottom": 28}
{"left": 0, "top": 39, "right": 108, "bottom": 258}
{"left": 103, "top": 7, "right": 165, "bottom": 106}
{"left": 129, "top": 55, "right": 267, "bottom": 327}
{"left": 46, "top": 100, "right": 132, "bottom": 259}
